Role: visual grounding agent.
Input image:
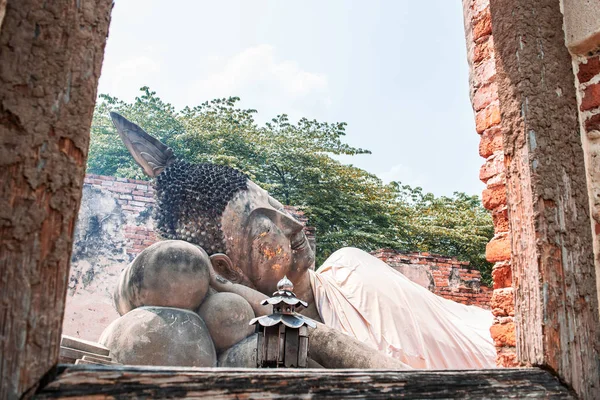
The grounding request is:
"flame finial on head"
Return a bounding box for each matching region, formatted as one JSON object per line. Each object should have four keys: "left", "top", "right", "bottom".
{"left": 277, "top": 276, "right": 294, "bottom": 291}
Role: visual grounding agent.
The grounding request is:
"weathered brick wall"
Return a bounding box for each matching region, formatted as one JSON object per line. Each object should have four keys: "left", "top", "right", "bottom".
{"left": 63, "top": 174, "right": 159, "bottom": 340}
{"left": 462, "top": 0, "right": 516, "bottom": 367}
{"left": 572, "top": 54, "right": 600, "bottom": 305}
{"left": 371, "top": 249, "right": 492, "bottom": 309}
{"left": 85, "top": 173, "right": 159, "bottom": 255}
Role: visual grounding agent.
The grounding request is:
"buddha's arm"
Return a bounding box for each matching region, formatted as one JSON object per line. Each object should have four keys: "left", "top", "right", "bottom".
{"left": 219, "top": 323, "right": 411, "bottom": 369}
{"left": 310, "top": 321, "right": 411, "bottom": 369}
{"left": 209, "top": 274, "right": 272, "bottom": 317}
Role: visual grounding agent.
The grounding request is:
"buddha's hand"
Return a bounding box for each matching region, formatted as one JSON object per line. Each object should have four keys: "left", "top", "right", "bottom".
{"left": 205, "top": 260, "right": 230, "bottom": 292}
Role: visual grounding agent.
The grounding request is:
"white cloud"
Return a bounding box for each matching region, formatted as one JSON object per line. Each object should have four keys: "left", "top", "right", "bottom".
{"left": 188, "top": 45, "right": 331, "bottom": 122}
{"left": 97, "top": 55, "right": 161, "bottom": 100}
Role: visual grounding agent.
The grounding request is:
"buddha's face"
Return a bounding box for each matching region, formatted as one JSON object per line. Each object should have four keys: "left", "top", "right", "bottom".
{"left": 220, "top": 181, "right": 315, "bottom": 295}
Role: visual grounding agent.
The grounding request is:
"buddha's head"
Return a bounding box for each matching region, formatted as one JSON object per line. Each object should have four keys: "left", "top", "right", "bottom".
{"left": 111, "top": 112, "right": 315, "bottom": 295}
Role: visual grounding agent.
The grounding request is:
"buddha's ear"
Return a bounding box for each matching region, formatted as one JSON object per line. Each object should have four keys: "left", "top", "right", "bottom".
{"left": 110, "top": 112, "right": 176, "bottom": 177}
{"left": 209, "top": 253, "right": 248, "bottom": 285}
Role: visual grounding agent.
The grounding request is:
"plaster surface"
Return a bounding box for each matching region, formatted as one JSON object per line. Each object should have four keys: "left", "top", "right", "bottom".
{"left": 562, "top": 0, "right": 600, "bottom": 54}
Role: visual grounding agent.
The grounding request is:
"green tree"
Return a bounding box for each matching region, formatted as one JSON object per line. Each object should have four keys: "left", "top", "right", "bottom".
{"left": 88, "top": 87, "right": 185, "bottom": 179}
{"left": 87, "top": 88, "right": 493, "bottom": 282}
{"left": 395, "top": 184, "right": 494, "bottom": 285}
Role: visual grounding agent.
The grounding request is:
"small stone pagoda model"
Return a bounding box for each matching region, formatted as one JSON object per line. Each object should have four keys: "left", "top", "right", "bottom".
{"left": 250, "top": 276, "right": 316, "bottom": 368}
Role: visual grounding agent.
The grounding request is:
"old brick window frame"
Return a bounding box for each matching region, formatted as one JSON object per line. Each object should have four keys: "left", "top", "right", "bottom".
{"left": 1, "top": 0, "right": 598, "bottom": 399}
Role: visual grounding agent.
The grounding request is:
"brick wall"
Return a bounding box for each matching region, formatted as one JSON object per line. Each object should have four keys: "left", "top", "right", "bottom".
{"left": 371, "top": 249, "right": 492, "bottom": 309}
{"left": 462, "top": 0, "right": 516, "bottom": 367}
{"left": 84, "top": 174, "right": 159, "bottom": 256}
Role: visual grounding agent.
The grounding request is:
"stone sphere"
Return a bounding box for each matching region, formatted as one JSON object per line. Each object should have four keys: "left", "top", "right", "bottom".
{"left": 99, "top": 306, "right": 216, "bottom": 367}
{"left": 218, "top": 333, "right": 258, "bottom": 367}
{"left": 196, "top": 292, "right": 255, "bottom": 352}
{"left": 114, "top": 240, "right": 210, "bottom": 315}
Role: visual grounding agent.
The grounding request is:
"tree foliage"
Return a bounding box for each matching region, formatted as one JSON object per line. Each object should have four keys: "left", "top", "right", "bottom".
{"left": 396, "top": 185, "right": 494, "bottom": 284}
{"left": 88, "top": 88, "right": 494, "bottom": 285}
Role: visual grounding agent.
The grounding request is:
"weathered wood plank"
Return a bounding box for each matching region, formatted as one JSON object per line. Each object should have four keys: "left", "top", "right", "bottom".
{"left": 61, "top": 335, "right": 110, "bottom": 357}
{"left": 488, "top": 1, "right": 600, "bottom": 399}
{"left": 80, "top": 356, "right": 119, "bottom": 366}
{"left": 36, "top": 365, "right": 574, "bottom": 399}
{"left": 59, "top": 347, "right": 112, "bottom": 363}
{"left": 74, "top": 360, "right": 104, "bottom": 366}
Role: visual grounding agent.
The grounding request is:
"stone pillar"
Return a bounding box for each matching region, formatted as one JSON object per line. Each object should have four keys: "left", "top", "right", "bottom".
{"left": 462, "top": 0, "right": 517, "bottom": 367}
{"left": 0, "top": 1, "right": 112, "bottom": 398}
{"left": 562, "top": 0, "right": 600, "bottom": 313}
{"left": 489, "top": 0, "right": 600, "bottom": 398}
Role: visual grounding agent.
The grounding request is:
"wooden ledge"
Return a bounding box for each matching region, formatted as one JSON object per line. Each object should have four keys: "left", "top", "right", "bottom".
{"left": 36, "top": 365, "right": 574, "bottom": 399}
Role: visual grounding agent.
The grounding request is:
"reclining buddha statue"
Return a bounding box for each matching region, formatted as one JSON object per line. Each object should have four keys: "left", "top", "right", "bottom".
{"left": 110, "top": 112, "right": 497, "bottom": 369}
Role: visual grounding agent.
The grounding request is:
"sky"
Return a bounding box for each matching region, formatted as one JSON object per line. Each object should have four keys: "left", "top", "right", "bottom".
{"left": 97, "top": 0, "right": 484, "bottom": 197}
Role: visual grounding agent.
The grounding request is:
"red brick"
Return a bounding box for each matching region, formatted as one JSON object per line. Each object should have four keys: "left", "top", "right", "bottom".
{"left": 577, "top": 56, "right": 600, "bottom": 84}
{"left": 473, "top": 58, "right": 496, "bottom": 87}
{"left": 114, "top": 182, "right": 138, "bottom": 189}
{"left": 496, "top": 348, "right": 519, "bottom": 367}
{"left": 486, "top": 234, "right": 511, "bottom": 262}
{"left": 485, "top": 172, "right": 505, "bottom": 188}
{"left": 473, "top": 35, "right": 493, "bottom": 64}
{"left": 585, "top": 113, "right": 600, "bottom": 132}
{"left": 129, "top": 200, "right": 148, "bottom": 207}
{"left": 471, "top": 0, "right": 488, "bottom": 14}
{"left": 473, "top": 9, "right": 492, "bottom": 41}
{"left": 491, "top": 287, "right": 514, "bottom": 316}
{"left": 475, "top": 103, "right": 501, "bottom": 133}
{"left": 472, "top": 83, "right": 498, "bottom": 111}
{"left": 109, "top": 187, "right": 133, "bottom": 194}
{"left": 492, "top": 207, "right": 509, "bottom": 233}
{"left": 490, "top": 321, "right": 516, "bottom": 347}
{"left": 479, "top": 152, "right": 504, "bottom": 182}
{"left": 133, "top": 196, "right": 155, "bottom": 203}
{"left": 580, "top": 83, "right": 600, "bottom": 111}
{"left": 124, "top": 233, "right": 147, "bottom": 240}
{"left": 492, "top": 261, "right": 512, "bottom": 289}
{"left": 482, "top": 185, "right": 506, "bottom": 210}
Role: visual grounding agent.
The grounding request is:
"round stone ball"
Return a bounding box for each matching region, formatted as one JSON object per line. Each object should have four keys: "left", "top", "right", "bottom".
{"left": 99, "top": 306, "right": 216, "bottom": 367}
{"left": 114, "top": 240, "right": 210, "bottom": 315}
{"left": 196, "top": 292, "right": 255, "bottom": 353}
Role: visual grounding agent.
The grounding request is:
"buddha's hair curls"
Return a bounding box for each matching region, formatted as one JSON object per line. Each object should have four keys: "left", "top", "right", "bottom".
{"left": 154, "top": 160, "right": 248, "bottom": 255}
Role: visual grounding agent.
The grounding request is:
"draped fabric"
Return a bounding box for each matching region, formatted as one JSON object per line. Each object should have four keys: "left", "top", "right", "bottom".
{"left": 309, "top": 247, "right": 497, "bottom": 369}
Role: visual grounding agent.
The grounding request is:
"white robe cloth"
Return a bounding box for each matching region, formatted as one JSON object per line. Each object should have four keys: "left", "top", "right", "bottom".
{"left": 309, "top": 247, "right": 497, "bottom": 369}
